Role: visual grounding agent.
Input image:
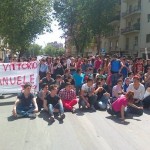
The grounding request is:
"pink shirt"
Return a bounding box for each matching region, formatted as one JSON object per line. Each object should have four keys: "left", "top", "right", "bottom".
{"left": 112, "top": 96, "right": 127, "bottom": 112}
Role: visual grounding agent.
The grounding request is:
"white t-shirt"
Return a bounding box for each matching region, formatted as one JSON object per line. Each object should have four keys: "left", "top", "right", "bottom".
{"left": 81, "top": 83, "right": 94, "bottom": 96}
{"left": 127, "top": 83, "right": 145, "bottom": 100}
{"left": 67, "top": 58, "right": 71, "bottom": 68}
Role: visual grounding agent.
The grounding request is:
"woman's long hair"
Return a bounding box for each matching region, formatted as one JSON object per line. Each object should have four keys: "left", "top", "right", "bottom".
{"left": 125, "top": 91, "right": 134, "bottom": 103}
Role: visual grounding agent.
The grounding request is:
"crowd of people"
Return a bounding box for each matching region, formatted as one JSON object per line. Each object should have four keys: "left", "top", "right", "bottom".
{"left": 9, "top": 54, "right": 150, "bottom": 123}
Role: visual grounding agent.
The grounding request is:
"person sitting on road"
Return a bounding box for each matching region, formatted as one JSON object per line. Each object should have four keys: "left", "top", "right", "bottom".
{"left": 39, "top": 71, "right": 54, "bottom": 90}
{"left": 107, "top": 91, "right": 143, "bottom": 123}
{"left": 127, "top": 75, "right": 145, "bottom": 116}
{"left": 58, "top": 82, "right": 78, "bottom": 113}
{"left": 94, "top": 79, "right": 110, "bottom": 110}
{"left": 43, "top": 85, "right": 65, "bottom": 122}
{"left": 36, "top": 83, "right": 50, "bottom": 111}
{"left": 12, "top": 82, "right": 38, "bottom": 118}
{"left": 112, "top": 79, "right": 125, "bottom": 101}
{"left": 79, "top": 78, "right": 97, "bottom": 111}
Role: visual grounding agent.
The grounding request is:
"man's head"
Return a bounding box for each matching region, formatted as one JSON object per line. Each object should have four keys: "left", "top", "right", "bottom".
{"left": 23, "top": 82, "right": 32, "bottom": 93}
{"left": 65, "top": 82, "right": 72, "bottom": 91}
{"left": 46, "top": 71, "right": 51, "bottom": 78}
{"left": 87, "top": 78, "right": 93, "bottom": 86}
{"left": 49, "top": 85, "right": 58, "bottom": 94}
{"left": 42, "top": 83, "right": 49, "bottom": 90}
{"left": 56, "top": 75, "right": 62, "bottom": 81}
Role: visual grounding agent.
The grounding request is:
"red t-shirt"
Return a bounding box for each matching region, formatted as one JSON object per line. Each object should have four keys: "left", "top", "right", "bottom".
{"left": 94, "top": 60, "right": 102, "bottom": 70}
{"left": 112, "top": 96, "right": 127, "bottom": 112}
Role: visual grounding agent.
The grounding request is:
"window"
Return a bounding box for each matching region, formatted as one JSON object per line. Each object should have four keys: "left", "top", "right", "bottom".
{"left": 146, "top": 34, "right": 150, "bottom": 43}
{"left": 135, "top": 36, "right": 138, "bottom": 46}
{"left": 148, "top": 14, "right": 150, "bottom": 22}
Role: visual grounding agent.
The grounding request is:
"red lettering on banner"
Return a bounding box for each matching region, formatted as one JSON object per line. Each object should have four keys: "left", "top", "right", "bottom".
{"left": 0, "top": 79, "right": 3, "bottom": 85}
{"left": 23, "top": 75, "right": 26, "bottom": 84}
{"left": 3, "top": 77, "right": 8, "bottom": 85}
{"left": 22, "top": 63, "right": 27, "bottom": 69}
{"left": 2, "top": 61, "right": 38, "bottom": 71}
{"left": 3, "top": 64, "right": 11, "bottom": 71}
{"left": 30, "top": 74, "right": 34, "bottom": 84}
{"left": 33, "top": 62, "right": 38, "bottom": 69}
{"left": 10, "top": 77, "right": 16, "bottom": 85}
{"left": 0, "top": 75, "right": 36, "bottom": 86}
{"left": 17, "top": 63, "right": 21, "bottom": 70}
{"left": 17, "top": 76, "right": 22, "bottom": 85}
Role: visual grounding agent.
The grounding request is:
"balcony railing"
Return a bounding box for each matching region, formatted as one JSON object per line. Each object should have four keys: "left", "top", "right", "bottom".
{"left": 122, "top": 6, "right": 141, "bottom": 18}
{"left": 106, "top": 31, "right": 120, "bottom": 38}
{"left": 121, "top": 23, "right": 140, "bottom": 34}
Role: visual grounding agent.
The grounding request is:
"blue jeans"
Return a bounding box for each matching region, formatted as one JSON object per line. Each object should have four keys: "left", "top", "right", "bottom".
{"left": 111, "top": 73, "right": 120, "bottom": 87}
{"left": 97, "top": 95, "right": 109, "bottom": 110}
{"left": 79, "top": 95, "right": 97, "bottom": 107}
{"left": 75, "top": 85, "right": 82, "bottom": 96}
{"left": 16, "top": 106, "right": 35, "bottom": 117}
{"left": 48, "top": 102, "right": 64, "bottom": 116}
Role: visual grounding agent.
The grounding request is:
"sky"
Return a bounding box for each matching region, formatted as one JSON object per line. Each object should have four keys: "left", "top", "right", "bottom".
{"left": 34, "top": 20, "right": 65, "bottom": 47}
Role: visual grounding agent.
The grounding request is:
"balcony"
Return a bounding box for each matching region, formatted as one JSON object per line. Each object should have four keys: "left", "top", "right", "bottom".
{"left": 121, "top": 23, "right": 140, "bottom": 35}
{"left": 106, "top": 31, "right": 120, "bottom": 38}
{"left": 122, "top": 6, "right": 141, "bottom": 18}
{"left": 109, "top": 15, "right": 120, "bottom": 25}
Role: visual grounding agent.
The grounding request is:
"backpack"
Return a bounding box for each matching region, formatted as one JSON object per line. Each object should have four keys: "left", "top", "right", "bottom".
{"left": 111, "top": 60, "right": 121, "bottom": 72}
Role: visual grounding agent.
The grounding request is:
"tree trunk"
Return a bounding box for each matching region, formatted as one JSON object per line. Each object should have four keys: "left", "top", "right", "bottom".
{"left": 96, "top": 35, "right": 101, "bottom": 55}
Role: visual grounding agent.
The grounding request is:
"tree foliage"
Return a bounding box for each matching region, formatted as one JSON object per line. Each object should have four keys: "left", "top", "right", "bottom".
{"left": 53, "top": 0, "right": 118, "bottom": 54}
{"left": 43, "top": 44, "right": 65, "bottom": 56}
{"left": 53, "top": 0, "right": 92, "bottom": 55}
{"left": 0, "top": 0, "right": 52, "bottom": 55}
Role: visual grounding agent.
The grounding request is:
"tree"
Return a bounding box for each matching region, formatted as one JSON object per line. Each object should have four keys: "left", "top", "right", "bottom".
{"left": 27, "top": 44, "right": 42, "bottom": 57}
{"left": 0, "top": 0, "right": 52, "bottom": 55}
{"left": 53, "top": 0, "right": 92, "bottom": 55}
{"left": 54, "top": 0, "right": 118, "bottom": 54}
{"left": 84, "top": 0, "right": 119, "bottom": 53}
{"left": 43, "top": 44, "right": 65, "bottom": 56}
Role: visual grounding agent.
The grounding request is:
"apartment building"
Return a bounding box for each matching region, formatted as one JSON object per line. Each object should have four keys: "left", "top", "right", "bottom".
{"left": 101, "top": 0, "right": 150, "bottom": 58}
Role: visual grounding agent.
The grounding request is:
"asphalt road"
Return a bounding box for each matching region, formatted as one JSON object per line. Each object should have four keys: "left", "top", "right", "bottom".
{"left": 0, "top": 94, "right": 150, "bottom": 150}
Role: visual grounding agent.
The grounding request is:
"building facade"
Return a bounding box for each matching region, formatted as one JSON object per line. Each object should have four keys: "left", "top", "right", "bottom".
{"left": 101, "top": 0, "right": 150, "bottom": 58}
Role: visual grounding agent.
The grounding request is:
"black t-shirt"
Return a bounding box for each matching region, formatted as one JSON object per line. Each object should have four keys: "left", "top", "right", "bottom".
{"left": 42, "top": 77, "right": 54, "bottom": 85}
{"left": 45, "top": 94, "right": 60, "bottom": 107}
{"left": 96, "top": 84, "right": 109, "bottom": 100}
{"left": 17, "top": 92, "right": 34, "bottom": 109}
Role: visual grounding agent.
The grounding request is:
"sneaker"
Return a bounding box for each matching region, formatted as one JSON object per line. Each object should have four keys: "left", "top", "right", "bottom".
{"left": 60, "top": 114, "right": 65, "bottom": 120}
{"left": 28, "top": 113, "right": 36, "bottom": 118}
{"left": 72, "top": 107, "right": 76, "bottom": 113}
{"left": 49, "top": 116, "right": 55, "bottom": 122}
{"left": 90, "top": 105, "right": 96, "bottom": 112}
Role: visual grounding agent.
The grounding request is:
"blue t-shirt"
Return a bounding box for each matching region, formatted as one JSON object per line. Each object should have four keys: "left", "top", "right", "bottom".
{"left": 73, "top": 73, "right": 85, "bottom": 86}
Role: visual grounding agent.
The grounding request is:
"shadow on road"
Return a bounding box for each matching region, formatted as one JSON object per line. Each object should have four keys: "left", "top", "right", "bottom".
{"left": 143, "top": 109, "right": 150, "bottom": 115}
{"left": 38, "top": 110, "right": 64, "bottom": 125}
{"left": 0, "top": 101, "right": 14, "bottom": 106}
{"left": 106, "top": 116, "right": 130, "bottom": 125}
{"left": 0, "top": 94, "right": 17, "bottom": 99}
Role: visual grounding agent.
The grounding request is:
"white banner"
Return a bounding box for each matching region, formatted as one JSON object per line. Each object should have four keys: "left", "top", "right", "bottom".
{"left": 0, "top": 61, "right": 39, "bottom": 94}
